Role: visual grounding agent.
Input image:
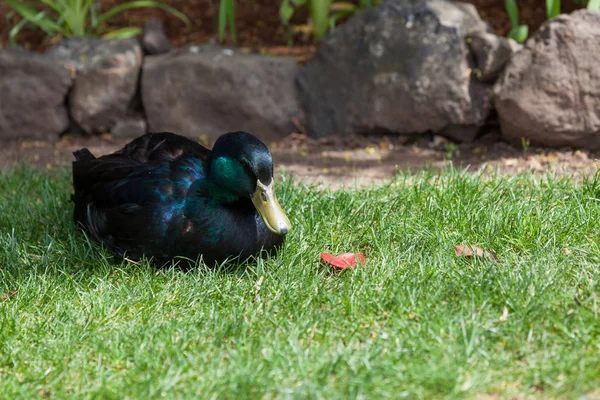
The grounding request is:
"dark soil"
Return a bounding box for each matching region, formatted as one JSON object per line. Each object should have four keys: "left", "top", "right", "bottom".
{"left": 0, "top": 0, "right": 585, "bottom": 56}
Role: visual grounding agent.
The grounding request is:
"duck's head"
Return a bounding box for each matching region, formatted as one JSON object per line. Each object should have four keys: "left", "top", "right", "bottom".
{"left": 207, "top": 131, "right": 291, "bottom": 235}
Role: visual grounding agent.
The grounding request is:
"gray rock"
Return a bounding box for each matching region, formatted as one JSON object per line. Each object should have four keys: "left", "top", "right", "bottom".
{"left": 296, "top": 0, "right": 493, "bottom": 141}
{"left": 494, "top": 10, "right": 600, "bottom": 149}
{"left": 468, "top": 31, "right": 522, "bottom": 82}
{"left": 0, "top": 47, "right": 71, "bottom": 141}
{"left": 142, "top": 46, "right": 303, "bottom": 142}
{"left": 142, "top": 18, "right": 172, "bottom": 55}
{"left": 110, "top": 116, "right": 147, "bottom": 138}
{"left": 46, "top": 37, "right": 143, "bottom": 134}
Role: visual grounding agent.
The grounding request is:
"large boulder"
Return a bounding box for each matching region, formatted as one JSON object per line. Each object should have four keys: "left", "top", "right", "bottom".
{"left": 46, "top": 37, "right": 143, "bottom": 134}
{"left": 493, "top": 10, "right": 600, "bottom": 149}
{"left": 0, "top": 48, "right": 71, "bottom": 141}
{"left": 297, "top": 0, "right": 493, "bottom": 141}
{"left": 142, "top": 46, "right": 303, "bottom": 143}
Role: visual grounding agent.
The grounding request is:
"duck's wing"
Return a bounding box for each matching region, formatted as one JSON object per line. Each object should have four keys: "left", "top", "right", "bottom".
{"left": 72, "top": 147, "right": 205, "bottom": 260}
{"left": 117, "top": 132, "right": 212, "bottom": 163}
{"left": 73, "top": 133, "right": 208, "bottom": 209}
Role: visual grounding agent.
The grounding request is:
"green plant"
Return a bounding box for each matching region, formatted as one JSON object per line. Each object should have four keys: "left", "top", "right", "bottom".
{"left": 280, "top": 0, "right": 382, "bottom": 41}
{"left": 546, "top": 0, "right": 561, "bottom": 18}
{"left": 505, "top": 0, "right": 600, "bottom": 43}
{"left": 443, "top": 142, "right": 459, "bottom": 159}
{"left": 587, "top": 0, "right": 600, "bottom": 9}
{"left": 504, "top": 0, "right": 529, "bottom": 43}
{"left": 521, "top": 137, "right": 530, "bottom": 154}
{"left": 5, "top": 0, "right": 190, "bottom": 43}
{"left": 218, "top": 0, "right": 236, "bottom": 43}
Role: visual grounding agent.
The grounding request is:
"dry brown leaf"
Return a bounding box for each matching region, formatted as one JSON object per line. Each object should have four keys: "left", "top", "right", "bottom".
{"left": 499, "top": 307, "right": 509, "bottom": 322}
{"left": 454, "top": 244, "right": 485, "bottom": 257}
{"left": 454, "top": 244, "right": 498, "bottom": 262}
{"left": 1, "top": 289, "right": 17, "bottom": 301}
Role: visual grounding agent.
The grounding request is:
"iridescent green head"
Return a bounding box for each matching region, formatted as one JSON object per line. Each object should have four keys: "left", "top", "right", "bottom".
{"left": 207, "top": 131, "right": 290, "bottom": 235}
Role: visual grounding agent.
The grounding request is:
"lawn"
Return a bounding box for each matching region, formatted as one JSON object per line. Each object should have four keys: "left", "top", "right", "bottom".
{"left": 1, "top": 166, "right": 599, "bottom": 399}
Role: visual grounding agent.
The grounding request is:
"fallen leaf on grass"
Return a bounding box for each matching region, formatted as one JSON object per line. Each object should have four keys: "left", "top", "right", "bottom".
{"left": 454, "top": 244, "right": 498, "bottom": 262}
{"left": 1, "top": 289, "right": 17, "bottom": 301}
{"left": 499, "top": 307, "right": 509, "bottom": 321}
{"left": 320, "top": 252, "right": 365, "bottom": 269}
{"left": 454, "top": 244, "right": 485, "bottom": 257}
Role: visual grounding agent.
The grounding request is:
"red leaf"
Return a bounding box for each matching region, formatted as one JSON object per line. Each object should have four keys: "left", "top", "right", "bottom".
{"left": 320, "top": 252, "right": 366, "bottom": 269}
{"left": 320, "top": 252, "right": 334, "bottom": 263}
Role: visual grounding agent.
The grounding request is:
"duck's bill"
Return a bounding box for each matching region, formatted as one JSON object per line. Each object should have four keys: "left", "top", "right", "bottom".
{"left": 252, "top": 180, "right": 291, "bottom": 235}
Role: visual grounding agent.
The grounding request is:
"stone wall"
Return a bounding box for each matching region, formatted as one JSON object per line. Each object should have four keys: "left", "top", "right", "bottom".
{"left": 1, "top": 1, "right": 599, "bottom": 150}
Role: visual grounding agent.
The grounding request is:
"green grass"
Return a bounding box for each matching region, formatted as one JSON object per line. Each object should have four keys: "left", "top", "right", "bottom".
{"left": 1, "top": 166, "right": 600, "bottom": 399}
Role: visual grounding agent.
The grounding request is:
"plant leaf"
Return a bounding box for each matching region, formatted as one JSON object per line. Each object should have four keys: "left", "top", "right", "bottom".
{"left": 97, "top": 1, "right": 190, "bottom": 28}
{"left": 280, "top": 0, "right": 295, "bottom": 25}
{"left": 330, "top": 2, "right": 356, "bottom": 11}
{"left": 508, "top": 25, "right": 528, "bottom": 43}
{"left": 546, "top": 0, "right": 561, "bottom": 18}
{"left": 588, "top": 0, "right": 600, "bottom": 10}
{"left": 4, "top": 0, "right": 63, "bottom": 35}
{"left": 309, "top": 0, "right": 333, "bottom": 39}
{"left": 504, "top": 0, "right": 520, "bottom": 27}
{"left": 102, "top": 26, "right": 142, "bottom": 39}
{"left": 218, "top": 0, "right": 236, "bottom": 42}
{"left": 8, "top": 10, "right": 39, "bottom": 45}
{"left": 227, "top": 0, "right": 236, "bottom": 42}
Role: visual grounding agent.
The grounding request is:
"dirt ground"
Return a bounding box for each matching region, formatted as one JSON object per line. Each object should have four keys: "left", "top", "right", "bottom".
{"left": 1, "top": 132, "right": 598, "bottom": 188}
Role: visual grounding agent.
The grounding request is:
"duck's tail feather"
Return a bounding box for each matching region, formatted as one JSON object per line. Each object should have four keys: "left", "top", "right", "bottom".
{"left": 73, "top": 148, "right": 96, "bottom": 162}
{"left": 71, "top": 148, "right": 96, "bottom": 209}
